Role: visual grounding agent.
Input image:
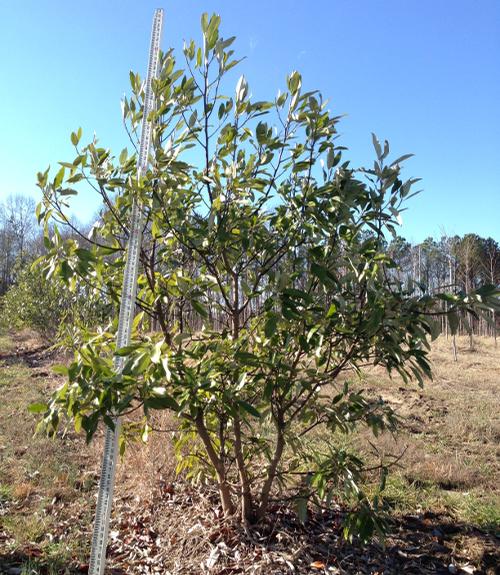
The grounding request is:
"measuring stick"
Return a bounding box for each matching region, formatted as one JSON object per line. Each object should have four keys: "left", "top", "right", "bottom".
{"left": 88, "top": 9, "right": 164, "bottom": 574}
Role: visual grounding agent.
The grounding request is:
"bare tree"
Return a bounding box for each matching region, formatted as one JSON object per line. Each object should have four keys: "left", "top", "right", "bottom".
{"left": 0, "top": 194, "right": 38, "bottom": 294}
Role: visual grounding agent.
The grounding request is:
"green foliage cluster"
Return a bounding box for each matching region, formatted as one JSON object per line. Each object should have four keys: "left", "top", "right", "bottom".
{"left": 32, "top": 13, "right": 499, "bottom": 540}
{"left": 1, "top": 259, "right": 111, "bottom": 339}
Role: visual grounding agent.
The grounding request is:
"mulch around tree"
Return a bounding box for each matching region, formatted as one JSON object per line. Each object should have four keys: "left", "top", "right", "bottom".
{"left": 100, "top": 482, "right": 499, "bottom": 574}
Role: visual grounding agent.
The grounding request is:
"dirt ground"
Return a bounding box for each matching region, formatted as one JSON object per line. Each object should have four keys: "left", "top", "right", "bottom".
{"left": 0, "top": 330, "right": 498, "bottom": 574}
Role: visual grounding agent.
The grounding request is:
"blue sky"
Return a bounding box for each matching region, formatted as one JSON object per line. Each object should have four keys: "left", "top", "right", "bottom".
{"left": 0, "top": 0, "right": 498, "bottom": 242}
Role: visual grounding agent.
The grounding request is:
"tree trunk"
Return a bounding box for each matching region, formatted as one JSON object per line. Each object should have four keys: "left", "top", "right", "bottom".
{"left": 233, "top": 415, "right": 254, "bottom": 523}
{"left": 195, "top": 413, "right": 235, "bottom": 517}
{"left": 494, "top": 311, "right": 497, "bottom": 348}
{"left": 256, "top": 423, "right": 285, "bottom": 521}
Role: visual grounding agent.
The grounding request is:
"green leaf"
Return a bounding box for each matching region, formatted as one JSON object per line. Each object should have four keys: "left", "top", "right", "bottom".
{"left": 81, "top": 414, "right": 99, "bottom": 443}
{"left": 326, "top": 303, "right": 337, "bottom": 318}
{"left": 54, "top": 167, "right": 65, "bottom": 188}
{"left": 52, "top": 364, "right": 69, "bottom": 376}
{"left": 475, "top": 284, "right": 499, "bottom": 298}
{"left": 146, "top": 395, "right": 179, "bottom": 411}
{"left": 75, "top": 248, "right": 96, "bottom": 262}
{"left": 287, "top": 71, "right": 302, "bottom": 94}
{"left": 59, "top": 260, "right": 72, "bottom": 281}
{"left": 119, "top": 435, "right": 126, "bottom": 457}
{"left": 188, "top": 110, "right": 198, "bottom": 128}
{"left": 66, "top": 173, "right": 84, "bottom": 184}
{"left": 151, "top": 339, "right": 164, "bottom": 364}
{"left": 256, "top": 122, "right": 267, "bottom": 145}
{"left": 70, "top": 128, "right": 82, "bottom": 146}
{"left": 28, "top": 402, "right": 48, "bottom": 414}
{"left": 264, "top": 314, "right": 278, "bottom": 338}
{"left": 372, "top": 133, "right": 382, "bottom": 160}
{"left": 129, "top": 70, "right": 137, "bottom": 90}
{"left": 103, "top": 415, "right": 116, "bottom": 431}
{"left": 192, "top": 299, "right": 209, "bottom": 318}
{"left": 326, "top": 147, "right": 336, "bottom": 170}
{"left": 276, "top": 91, "right": 288, "bottom": 107}
{"left": 123, "top": 351, "right": 150, "bottom": 376}
{"left": 74, "top": 414, "right": 82, "bottom": 433}
{"left": 132, "top": 312, "right": 144, "bottom": 331}
{"left": 201, "top": 12, "right": 209, "bottom": 33}
{"left": 263, "top": 379, "right": 274, "bottom": 400}
{"left": 59, "top": 188, "right": 77, "bottom": 196}
{"left": 115, "top": 343, "right": 142, "bottom": 356}
{"left": 238, "top": 400, "right": 261, "bottom": 418}
{"left": 390, "top": 153, "right": 413, "bottom": 167}
{"left": 206, "top": 14, "right": 221, "bottom": 50}
{"left": 235, "top": 351, "right": 260, "bottom": 366}
{"left": 311, "top": 262, "right": 336, "bottom": 286}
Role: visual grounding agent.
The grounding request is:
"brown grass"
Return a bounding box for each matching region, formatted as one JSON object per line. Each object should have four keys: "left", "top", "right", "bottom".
{"left": 0, "top": 330, "right": 498, "bottom": 574}
{"left": 345, "top": 336, "right": 500, "bottom": 528}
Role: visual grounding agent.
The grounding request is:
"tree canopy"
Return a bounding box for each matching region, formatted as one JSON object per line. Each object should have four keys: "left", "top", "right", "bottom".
{"left": 32, "top": 14, "right": 499, "bottom": 536}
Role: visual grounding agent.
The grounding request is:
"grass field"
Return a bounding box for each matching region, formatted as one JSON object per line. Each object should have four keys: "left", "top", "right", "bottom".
{"left": 0, "top": 329, "right": 498, "bottom": 574}
{"left": 344, "top": 336, "right": 500, "bottom": 530}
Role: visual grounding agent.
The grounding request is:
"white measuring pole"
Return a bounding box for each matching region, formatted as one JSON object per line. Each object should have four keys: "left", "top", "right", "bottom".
{"left": 88, "top": 9, "right": 163, "bottom": 575}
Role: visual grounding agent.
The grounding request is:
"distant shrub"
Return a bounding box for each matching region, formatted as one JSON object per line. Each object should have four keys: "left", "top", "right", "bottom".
{"left": 0, "top": 260, "right": 111, "bottom": 339}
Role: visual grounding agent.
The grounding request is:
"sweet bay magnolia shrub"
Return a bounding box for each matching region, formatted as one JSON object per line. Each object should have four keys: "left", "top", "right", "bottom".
{"left": 33, "top": 14, "right": 499, "bottom": 537}
{"left": 1, "top": 259, "right": 110, "bottom": 338}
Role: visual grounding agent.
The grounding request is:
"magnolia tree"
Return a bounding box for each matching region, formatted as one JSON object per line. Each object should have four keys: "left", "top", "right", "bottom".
{"left": 35, "top": 15, "right": 498, "bottom": 537}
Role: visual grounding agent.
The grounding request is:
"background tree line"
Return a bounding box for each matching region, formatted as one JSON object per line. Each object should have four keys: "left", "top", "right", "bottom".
{"left": 0, "top": 194, "right": 109, "bottom": 336}
{"left": 0, "top": 191, "right": 500, "bottom": 345}
{"left": 387, "top": 233, "right": 499, "bottom": 345}
{"left": 0, "top": 194, "right": 39, "bottom": 294}
{"left": 1, "top": 193, "right": 497, "bottom": 343}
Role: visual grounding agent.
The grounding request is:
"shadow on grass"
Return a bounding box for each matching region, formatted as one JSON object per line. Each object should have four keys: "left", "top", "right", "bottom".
{"left": 254, "top": 507, "right": 500, "bottom": 574}
{"left": 383, "top": 512, "right": 500, "bottom": 574}
{"left": 0, "top": 552, "right": 126, "bottom": 574}
{"left": 0, "top": 345, "right": 52, "bottom": 368}
{"left": 0, "top": 551, "right": 80, "bottom": 574}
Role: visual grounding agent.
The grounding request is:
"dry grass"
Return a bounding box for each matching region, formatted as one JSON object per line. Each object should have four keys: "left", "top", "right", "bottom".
{"left": 0, "top": 328, "right": 180, "bottom": 573}
{"left": 0, "top": 329, "right": 95, "bottom": 573}
{"left": 116, "top": 411, "right": 178, "bottom": 500}
{"left": 0, "top": 329, "right": 498, "bottom": 574}
{"left": 347, "top": 336, "right": 500, "bottom": 530}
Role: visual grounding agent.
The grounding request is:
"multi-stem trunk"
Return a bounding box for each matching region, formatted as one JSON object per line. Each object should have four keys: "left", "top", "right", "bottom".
{"left": 195, "top": 412, "right": 235, "bottom": 517}
{"left": 256, "top": 417, "right": 285, "bottom": 521}
{"left": 233, "top": 414, "right": 254, "bottom": 523}
{"left": 229, "top": 269, "right": 256, "bottom": 521}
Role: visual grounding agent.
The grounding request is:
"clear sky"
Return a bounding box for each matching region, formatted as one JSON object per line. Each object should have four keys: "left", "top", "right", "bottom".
{"left": 0, "top": 0, "right": 498, "bottom": 242}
